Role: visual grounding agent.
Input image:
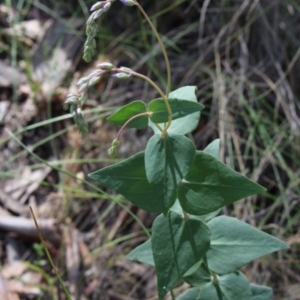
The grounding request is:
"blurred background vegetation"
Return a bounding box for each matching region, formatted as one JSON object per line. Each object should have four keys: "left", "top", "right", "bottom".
{"left": 0, "top": 0, "right": 299, "bottom": 299}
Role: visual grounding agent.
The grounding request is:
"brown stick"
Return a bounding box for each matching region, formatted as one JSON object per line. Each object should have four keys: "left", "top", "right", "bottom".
{"left": 0, "top": 216, "right": 60, "bottom": 246}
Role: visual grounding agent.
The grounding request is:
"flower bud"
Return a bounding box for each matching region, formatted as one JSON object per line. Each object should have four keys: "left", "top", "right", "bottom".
{"left": 111, "top": 72, "right": 131, "bottom": 80}
{"left": 66, "top": 93, "right": 77, "bottom": 98}
{"left": 88, "top": 70, "right": 102, "bottom": 78}
{"left": 91, "top": 38, "right": 97, "bottom": 49}
{"left": 79, "top": 93, "right": 88, "bottom": 105}
{"left": 86, "top": 24, "right": 92, "bottom": 35}
{"left": 88, "top": 76, "right": 101, "bottom": 87}
{"left": 119, "top": 0, "right": 136, "bottom": 6}
{"left": 65, "top": 98, "right": 76, "bottom": 104}
{"left": 78, "top": 83, "right": 88, "bottom": 92}
{"left": 91, "top": 1, "right": 105, "bottom": 12}
{"left": 65, "top": 93, "right": 78, "bottom": 104}
{"left": 92, "top": 9, "right": 104, "bottom": 20}
{"left": 77, "top": 77, "right": 89, "bottom": 86}
{"left": 87, "top": 24, "right": 98, "bottom": 37}
{"left": 119, "top": 66, "right": 133, "bottom": 73}
{"left": 87, "top": 15, "right": 95, "bottom": 26}
{"left": 108, "top": 139, "right": 120, "bottom": 158}
{"left": 87, "top": 35, "right": 95, "bottom": 44}
{"left": 103, "top": 2, "right": 111, "bottom": 12}
{"left": 97, "top": 62, "right": 114, "bottom": 70}
{"left": 83, "top": 51, "right": 92, "bottom": 62}
{"left": 76, "top": 107, "right": 83, "bottom": 117}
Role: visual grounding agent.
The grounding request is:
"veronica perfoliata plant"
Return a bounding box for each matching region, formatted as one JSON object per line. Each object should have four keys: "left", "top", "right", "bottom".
{"left": 67, "top": 1, "right": 288, "bottom": 299}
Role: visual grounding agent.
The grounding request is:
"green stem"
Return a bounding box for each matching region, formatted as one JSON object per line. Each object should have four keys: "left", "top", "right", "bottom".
{"left": 116, "top": 111, "right": 152, "bottom": 140}
{"left": 170, "top": 289, "right": 175, "bottom": 300}
{"left": 210, "top": 270, "right": 219, "bottom": 285}
{"left": 132, "top": 1, "right": 172, "bottom": 132}
{"left": 183, "top": 210, "right": 189, "bottom": 220}
{"left": 134, "top": 0, "right": 171, "bottom": 97}
{"left": 154, "top": 122, "right": 163, "bottom": 132}
{"left": 126, "top": 70, "right": 173, "bottom": 132}
{"left": 29, "top": 207, "right": 72, "bottom": 300}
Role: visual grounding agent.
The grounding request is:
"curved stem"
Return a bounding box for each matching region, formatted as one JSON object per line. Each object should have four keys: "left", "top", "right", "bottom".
{"left": 113, "top": 67, "right": 173, "bottom": 132}
{"left": 154, "top": 122, "right": 163, "bottom": 132}
{"left": 129, "top": 70, "right": 173, "bottom": 132}
{"left": 131, "top": 71, "right": 166, "bottom": 99}
{"left": 134, "top": 1, "right": 171, "bottom": 97}
{"left": 210, "top": 270, "right": 219, "bottom": 285}
{"left": 116, "top": 111, "right": 151, "bottom": 140}
{"left": 183, "top": 210, "right": 189, "bottom": 220}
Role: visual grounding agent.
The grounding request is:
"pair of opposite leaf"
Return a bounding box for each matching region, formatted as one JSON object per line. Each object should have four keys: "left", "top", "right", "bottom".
{"left": 88, "top": 85, "right": 288, "bottom": 300}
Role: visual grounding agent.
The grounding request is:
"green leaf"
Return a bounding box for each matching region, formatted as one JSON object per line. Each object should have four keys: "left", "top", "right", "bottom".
{"left": 206, "top": 216, "right": 289, "bottom": 274}
{"left": 145, "top": 134, "right": 196, "bottom": 214}
{"left": 149, "top": 98, "right": 204, "bottom": 123}
{"left": 178, "top": 151, "right": 266, "bottom": 215}
{"left": 152, "top": 211, "right": 211, "bottom": 300}
{"left": 107, "top": 100, "right": 148, "bottom": 129}
{"left": 170, "top": 199, "right": 220, "bottom": 224}
{"left": 184, "top": 263, "right": 211, "bottom": 288}
{"left": 170, "top": 199, "right": 221, "bottom": 222}
{"left": 250, "top": 284, "right": 273, "bottom": 300}
{"left": 177, "top": 288, "right": 201, "bottom": 300}
{"left": 198, "top": 282, "right": 223, "bottom": 300}
{"left": 186, "top": 269, "right": 253, "bottom": 300}
{"left": 218, "top": 271, "right": 252, "bottom": 300}
{"left": 126, "top": 239, "right": 154, "bottom": 266}
{"left": 170, "top": 199, "right": 184, "bottom": 216}
{"left": 203, "top": 139, "right": 220, "bottom": 160}
{"left": 149, "top": 86, "right": 200, "bottom": 134}
{"left": 183, "top": 260, "right": 203, "bottom": 277}
{"left": 89, "top": 152, "right": 164, "bottom": 213}
{"left": 185, "top": 267, "right": 252, "bottom": 300}
{"left": 190, "top": 209, "right": 222, "bottom": 222}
